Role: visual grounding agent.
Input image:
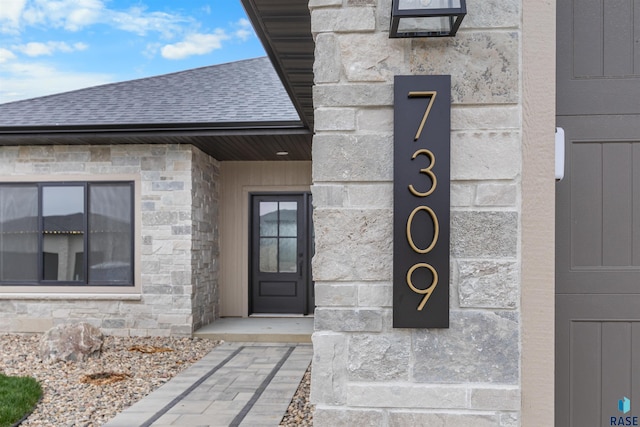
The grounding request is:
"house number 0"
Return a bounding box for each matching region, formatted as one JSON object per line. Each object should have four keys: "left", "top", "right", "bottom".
{"left": 405, "top": 91, "right": 439, "bottom": 311}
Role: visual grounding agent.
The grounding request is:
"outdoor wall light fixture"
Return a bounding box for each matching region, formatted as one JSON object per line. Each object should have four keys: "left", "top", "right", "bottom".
{"left": 389, "top": 0, "right": 466, "bottom": 38}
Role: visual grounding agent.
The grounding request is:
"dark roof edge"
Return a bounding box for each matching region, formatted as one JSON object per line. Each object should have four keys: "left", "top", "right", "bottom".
{"left": 241, "top": 0, "right": 311, "bottom": 130}
{"left": 0, "top": 121, "right": 310, "bottom": 137}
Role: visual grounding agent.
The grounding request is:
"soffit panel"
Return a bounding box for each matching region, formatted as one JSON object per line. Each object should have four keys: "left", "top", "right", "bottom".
{"left": 241, "top": 0, "right": 315, "bottom": 130}
{"left": 0, "top": 132, "right": 312, "bottom": 161}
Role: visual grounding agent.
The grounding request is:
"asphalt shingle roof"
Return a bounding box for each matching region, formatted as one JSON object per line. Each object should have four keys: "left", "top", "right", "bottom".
{"left": 0, "top": 57, "right": 300, "bottom": 127}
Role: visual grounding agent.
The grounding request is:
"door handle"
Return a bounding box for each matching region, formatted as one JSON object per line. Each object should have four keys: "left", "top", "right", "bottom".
{"left": 556, "top": 127, "right": 565, "bottom": 181}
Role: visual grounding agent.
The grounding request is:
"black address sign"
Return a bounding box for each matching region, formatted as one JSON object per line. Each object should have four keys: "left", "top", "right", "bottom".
{"left": 393, "top": 75, "right": 450, "bottom": 329}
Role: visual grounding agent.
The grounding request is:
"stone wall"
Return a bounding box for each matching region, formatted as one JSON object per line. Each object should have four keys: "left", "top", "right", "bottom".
{"left": 191, "top": 147, "right": 220, "bottom": 331}
{"left": 0, "top": 144, "right": 219, "bottom": 336}
{"left": 310, "top": 0, "right": 522, "bottom": 425}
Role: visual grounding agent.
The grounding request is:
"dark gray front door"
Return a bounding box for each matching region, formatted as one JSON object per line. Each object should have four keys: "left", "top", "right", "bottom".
{"left": 556, "top": 0, "right": 640, "bottom": 425}
{"left": 250, "top": 193, "right": 313, "bottom": 314}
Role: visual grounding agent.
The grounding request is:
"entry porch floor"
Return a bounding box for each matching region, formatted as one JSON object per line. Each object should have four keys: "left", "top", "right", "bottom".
{"left": 194, "top": 316, "right": 314, "bottom": 343}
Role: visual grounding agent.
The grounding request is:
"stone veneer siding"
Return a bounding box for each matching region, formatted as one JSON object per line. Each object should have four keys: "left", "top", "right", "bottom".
{"left": 191, "top": 148, "right": 219, "bottom": 331}
{"left": 310, "top": 0, "right": 523, "bottom": 425}
{"left": 0, "top": 144, "right": 219, "bottom": 336}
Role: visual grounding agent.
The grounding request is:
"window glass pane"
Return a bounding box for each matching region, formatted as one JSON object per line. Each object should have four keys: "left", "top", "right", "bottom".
{"left": 89, "top": 184, "right": 132, "bottom": 284}
{"left": 279, "top": 202, "right": 297, "bottom": 237}
{"left": 398, "top": 16, "right": 451, "bottom": 33}
{"left": 279, "top": 238, "right": 297, "bottom": 273}
{"left": 259, "top": 237, "right": 278, "bottom": 272}
{"left": 0, "top": 186, "right": 38, "bottom": 281}
{"left": 43, "top": 186, "right": 84, "bottom": 281}
{"left": 259, "top": 202, "right": 278, "bottom": 236}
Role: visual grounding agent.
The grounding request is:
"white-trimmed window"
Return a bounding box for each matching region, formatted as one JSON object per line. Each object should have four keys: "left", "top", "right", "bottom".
{"left": 0, "top": 182, "right": 134, "bottom": 286}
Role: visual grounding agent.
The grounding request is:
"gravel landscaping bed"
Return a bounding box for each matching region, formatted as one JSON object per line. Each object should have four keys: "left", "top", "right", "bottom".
{"left": 279, "top": 364, "right": 313, "bottom": 427}
{"left": 0, "top": 334, "right": 313, "bottom": 426}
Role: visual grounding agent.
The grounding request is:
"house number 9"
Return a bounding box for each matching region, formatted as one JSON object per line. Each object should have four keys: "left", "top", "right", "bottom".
{"left": 405, "top": 91, "right": 439, "bottom": 311}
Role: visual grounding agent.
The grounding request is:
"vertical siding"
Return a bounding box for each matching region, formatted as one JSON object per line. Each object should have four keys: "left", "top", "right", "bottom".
{"left": 219, "top": 161, "right": 311, "bottom": 317}
{"left": 573, "top": 0, "right": 639, "bottom": 78}
{"left": 571, "top": 142, "right": 640, "bottom": 268}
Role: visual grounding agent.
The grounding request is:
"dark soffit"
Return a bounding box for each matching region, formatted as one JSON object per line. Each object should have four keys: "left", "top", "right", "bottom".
{"left": 0, "top": 124, "right": 312, "bottom": 161}
{"left": 241, "top": 0, "right": 315, "bottom": 130}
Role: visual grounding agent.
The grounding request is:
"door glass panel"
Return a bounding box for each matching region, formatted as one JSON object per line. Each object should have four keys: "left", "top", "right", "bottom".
{"left": 260, "top": 237, "right": 278, "bottom": 272}
{"left": 279, "top": 238, "right": 297, "bottom": 272}
{"left": 0, "top": 186, "right": 38, "bottom": 281}
{"left": 43, "top": 186, "right": 84, "bottom": 281}
{"left": 89, "top": 184, "right": 132, "bottom": 283}
{"left": 279, "top": 202, "right": 297, "bottom": 237}
{"left": 258, "top": 199, "right": 299, "bottom": 273}
{"left": 260, "top": 202, "right": 278, "bottom": 236}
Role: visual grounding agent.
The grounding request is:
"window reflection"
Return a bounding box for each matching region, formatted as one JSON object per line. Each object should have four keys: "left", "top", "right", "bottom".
{"left": 43, "top": 186, "right": 84, "bottom": 281}
{"left": 258, "top": 200, "right": 298, "bottom": 273}
{"left": 0, "top": 182, "right": 135, "bottom": 286}
{"left": 259, "top": 202, "right": 278, "bottom": 236}
{"left": 260, "top": 237, "right": 278, "bottom": 273}
{"left": 89, "top": 184, "right": 132, "bottom": 283}
{"left": 279, "top": 238, "right": 297, "bottom": 272}
{"left": 279, "top": 202, "right": 297, "bottom": 237}
{"left": 0, "top": 186, "right": 38, "bottom": 281}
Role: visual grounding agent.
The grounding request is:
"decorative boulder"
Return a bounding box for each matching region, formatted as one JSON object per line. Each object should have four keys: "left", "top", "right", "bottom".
{"left": 39, "top": 323, "right": 104, "bottom": 363}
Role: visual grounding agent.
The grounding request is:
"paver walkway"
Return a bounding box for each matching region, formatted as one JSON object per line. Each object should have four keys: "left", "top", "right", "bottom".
{"left": 104, "top": 342, "right": 313, "bottom": 427}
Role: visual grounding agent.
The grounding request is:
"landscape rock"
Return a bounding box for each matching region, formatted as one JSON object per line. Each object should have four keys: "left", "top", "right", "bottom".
{"left": 39, "top": 323, "right": 104, "bottom": 363}
{"left": 2, "top": 334, "right": 219, "bottom": 426}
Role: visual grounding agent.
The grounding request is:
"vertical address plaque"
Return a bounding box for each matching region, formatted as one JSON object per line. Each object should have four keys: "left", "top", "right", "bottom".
{"left": 393, "top": 75, "right": 450, "bottom": 328}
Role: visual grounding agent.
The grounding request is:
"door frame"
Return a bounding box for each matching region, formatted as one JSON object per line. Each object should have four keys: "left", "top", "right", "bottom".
{"left": 248, "top": 191, "right": 314, "bottom": 315}
{"left": 522, "top": 0, "right": 556, "bottom": 425}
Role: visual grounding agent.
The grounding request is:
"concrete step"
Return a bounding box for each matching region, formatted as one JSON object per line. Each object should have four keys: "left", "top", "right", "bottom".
{"left": 193, "top": 317, "right": 314, "bottom": 343}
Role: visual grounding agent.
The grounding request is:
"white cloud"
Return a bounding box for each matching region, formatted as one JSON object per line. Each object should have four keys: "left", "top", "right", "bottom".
{"left": 158, "top": 19, "right": 256, "bottom": 61}
{"left": 236, "top": 18, "right": 251, "bottom": 28}
{"left": 0, "top": 0, "right": 27, "bottom": 33}
{"left": 22, "top": 0, "right": 104, "bottom": 31}
{"left": 161, "top": 31, "right": 230, "bottom": 60}
{"left": 107, "top": 7, "right": 190, "bottom": 38}
{"left": 0, "top": 61, "right": 113, "bottom": 103}
{"left": 17, "top": 1, "right": 189, "bottom": 36}
{"left": 14, "top": 41, "right": 88, "bottom": 57}
{"left": 142, "top": 42, "right": 161, "bottom": 59}
{"left": 234, "top": 28, "right": 252, "bottom": 41}
{"left": 0, "top": 48, "right": 17, "bottom": 63}
{"left": 233, "top": 18, "right": 254, "bottom": 42}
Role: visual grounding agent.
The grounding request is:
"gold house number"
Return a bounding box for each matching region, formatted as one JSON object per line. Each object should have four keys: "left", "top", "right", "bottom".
{"left": 406, "top": 91, "right": 439, "bottom": 311}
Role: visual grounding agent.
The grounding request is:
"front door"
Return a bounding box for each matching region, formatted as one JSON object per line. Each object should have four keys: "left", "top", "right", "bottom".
{"left": 250, "top": 193, "right": 313, "bottom": 314}
{"left": 556, "top": 0, "right": 640, "bottom": 425}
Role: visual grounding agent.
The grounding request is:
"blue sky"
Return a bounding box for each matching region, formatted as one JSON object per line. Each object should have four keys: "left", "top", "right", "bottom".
{"left": 0, "top": 0, "right": 266, "bottom": 104}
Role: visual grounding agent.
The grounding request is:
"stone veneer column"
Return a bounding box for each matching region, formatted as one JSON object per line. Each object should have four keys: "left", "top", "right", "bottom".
{"left": 310, "top": 0, "right": 524, "bottom": 425}
{"left": 191, "top": 147, "right": 220, "bottom": 331}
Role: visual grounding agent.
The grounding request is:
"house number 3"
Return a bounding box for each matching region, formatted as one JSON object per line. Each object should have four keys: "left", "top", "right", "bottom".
{"left": 405, "top": 91, "right": 439, "bottom": 311}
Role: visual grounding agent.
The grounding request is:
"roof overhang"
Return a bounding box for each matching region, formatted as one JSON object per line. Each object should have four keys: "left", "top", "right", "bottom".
{"left": 0, "top": 123, "right": 312, "bottom": 161}
{"left": 241, "top": 0, "right": 314, "bottom": 130}
{"left": 0, "top": 2, "right": 315, "bottom": 162}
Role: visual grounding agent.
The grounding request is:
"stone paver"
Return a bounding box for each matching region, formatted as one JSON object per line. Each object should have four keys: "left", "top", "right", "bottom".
{"left": 104, "top": 342, "right": 312, "bottom": 427}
